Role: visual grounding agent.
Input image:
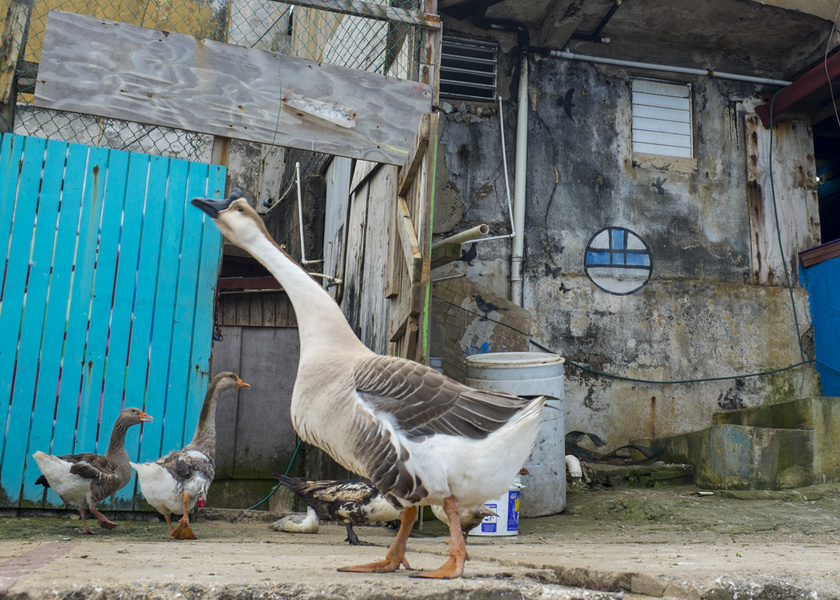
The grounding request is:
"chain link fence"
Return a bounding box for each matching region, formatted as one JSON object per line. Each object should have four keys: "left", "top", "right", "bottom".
{"left": 2, "top": 0, "right": 428, "bottom": 161}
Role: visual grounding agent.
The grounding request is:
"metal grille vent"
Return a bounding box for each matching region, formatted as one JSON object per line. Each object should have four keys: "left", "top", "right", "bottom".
{"left": 439, "top": 37, "right": 498, "bottom": 102}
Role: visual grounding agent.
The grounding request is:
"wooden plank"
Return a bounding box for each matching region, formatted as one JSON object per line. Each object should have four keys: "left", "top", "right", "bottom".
{"left": 389, "top": 281, "right": 424, "bottom": 342}
{"left": 0, "top": 135, "right": 52, "bottom": 505}
{"left": 19, "top": 139, "right": 74, "bottom": 505}
{"left": 142, "top": 159, "right": 189, "bottom": 459}
{"left": 323, "top": 157, "right": 352, "bottom": 300}
{"left": 282, "top": 0, "right": 440, "bottom": 29}
{"left": 800, "top": 239, "right": 840, "bottom": 268}
{"left": 160, "top": 163, "right": 210, "bottom": 456}
{"left": 396, "top": 195, "right": 422, "bottom": 283}
{"left": 0, "top": 0, "right": 33, "bottom": 133}
{"left": 350, "top": 159, "right": 378, "bottom": 193}
{"left": 233, "top": 328, "right": 300, "bottom": 477}
{"left": 51, "top": 146, "right": 109, "bottom": 458}
{"left": 209, "top": 326, "right": 243, "bottom": 480}
{"left": 341, "top": 181, "right": 369, "bottom": 332}
{"left": 75, "top": 148, "right": 130, "bottom": 470}
{"left": 358, "top": 165, "right": 397, "bottom": 351}
{"left": 123, "top": 155, "right": 168, "bottom": 463}
{"left": 27, "top": 143, "right": 88, "bottom": 491}
{"left": 35, "top": 12, "right": 432, "bottom": 166}
{"left": 398, "top": 113, "right": 430, "bottom": 196}
{"left": 414, "top": 112, "right": 437, "bottom": 363}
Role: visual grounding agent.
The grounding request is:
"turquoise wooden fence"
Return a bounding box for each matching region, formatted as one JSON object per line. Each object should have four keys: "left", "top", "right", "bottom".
{"left": 0, "top": 134, "right": 225, "bottom": 510}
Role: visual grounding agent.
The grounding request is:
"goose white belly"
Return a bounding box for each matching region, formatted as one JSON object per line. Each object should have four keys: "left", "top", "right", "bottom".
{"left": 132, "top": 460, "right": 210, "bottom": 516}
{"left": 402, "top": 414, "right": 541, "bottom": 507}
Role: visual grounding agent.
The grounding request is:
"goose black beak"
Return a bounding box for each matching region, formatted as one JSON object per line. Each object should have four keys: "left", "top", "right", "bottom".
{"left": 191, "top": 188, "right": 246, "bottom": 218}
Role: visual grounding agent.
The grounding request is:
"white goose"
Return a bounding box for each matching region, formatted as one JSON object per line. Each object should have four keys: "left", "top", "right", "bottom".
{"left": 131, "top": 372, "right": 249, "bottom": 539}
{"left": 191, "top": 190, "right": 548, "bottom": 579}
{"left": 33, "top": 407, "right": 153, "bottom": 534}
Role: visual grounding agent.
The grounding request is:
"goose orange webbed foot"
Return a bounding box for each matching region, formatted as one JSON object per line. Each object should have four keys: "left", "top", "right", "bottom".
{"left": 337, "top": 556, "right": 410, "bottom": 574}
{"left": 168, "top": 520, "right": 198, "bottom": 540}
{"left": 410, "top": 555, "right": 465, "bottom": 579}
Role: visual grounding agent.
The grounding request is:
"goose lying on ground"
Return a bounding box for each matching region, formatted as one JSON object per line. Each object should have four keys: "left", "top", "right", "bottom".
{"left": 33, "top": 407, "right": 153, "bottom": 534}
{"left": 272, "top": 474, "right": 401, "bottom": 545}
{"left": 270, "top": 505, "right": 320, "bottom": 534}
{"left": 132, "top": 372, "right": 249, "bottom": 539}
{"left": 191, "top": 190, "right": 548, "bottom": 579}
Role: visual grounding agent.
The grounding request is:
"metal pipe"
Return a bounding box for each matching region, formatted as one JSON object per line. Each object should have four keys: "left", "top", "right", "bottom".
{"left": 547, "top": 49, "right": 792, "bottom": 87}
{"left": 510, "top": 54, "right": 529, "bottom": 306}
{"left": 432, "top": 224, "right": 490, "bottom": 249}
{"left": 296, "top": 161, "right": 323, "bottom": 266}
{"left": 469, "top": 95, "right": 517, "bottom": 245}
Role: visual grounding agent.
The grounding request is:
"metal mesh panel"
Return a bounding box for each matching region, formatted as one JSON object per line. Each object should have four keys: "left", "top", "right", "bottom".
{"left": 3, "top": 0, "right": 427, "bottom": 160}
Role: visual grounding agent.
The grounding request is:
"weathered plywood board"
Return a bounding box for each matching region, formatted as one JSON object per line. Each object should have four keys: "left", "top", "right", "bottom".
{"left": 34, "top": 11, "right": 432, "bottom": 165}
{"left": 745, "top": 114, "right": 820, "bottom": 286}
{"left": 323, "top": 156, "right": 352, "bottom": 299}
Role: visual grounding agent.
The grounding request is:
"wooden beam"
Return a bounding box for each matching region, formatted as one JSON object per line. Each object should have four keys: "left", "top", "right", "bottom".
{"left": 0, "top": 0, "right": 33, "bottom": 133}
{"left": 279, "top": 0, "right": 440, "bottom": 30}
{"left": 430, "top": 241, "right": 462, "bottom": 270}
{"left": 398, "top": 113, "right": 431, "bottom": 196}
{"left": 396, "top": 195, "right": 422, "bottom": 283}
{"left": 389, "top": 282, "right": 424, "bottom": 342}
{"left": 34, "top": 12, "right": 432, "bottom": 166}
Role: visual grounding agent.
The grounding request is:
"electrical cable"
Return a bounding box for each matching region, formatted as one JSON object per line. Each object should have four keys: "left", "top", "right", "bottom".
{"left": 245, "top": 436, "right": 302, "bottom": 510}
{"left": 530, "top": 338, "right": 814, "bottom": 385}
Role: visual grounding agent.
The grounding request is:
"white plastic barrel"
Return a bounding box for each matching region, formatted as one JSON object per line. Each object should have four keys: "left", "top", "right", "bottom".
{"left": 469, "top": 475, "right": 523, "bottom": 536}
{"left": 465, "top": 352, "right": 566, "bottom": 517}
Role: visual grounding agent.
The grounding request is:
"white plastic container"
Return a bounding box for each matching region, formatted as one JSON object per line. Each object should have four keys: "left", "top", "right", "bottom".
{"left": 469, "top": 476, "right": 523, "bottom": 536}
{"left": 465, "top": 352, "right": 566, "bottom": 517}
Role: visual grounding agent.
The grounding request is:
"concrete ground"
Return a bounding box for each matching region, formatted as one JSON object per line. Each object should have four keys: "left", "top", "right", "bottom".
{"left": 1, "top": 481, "right": 840, "bottom": 600}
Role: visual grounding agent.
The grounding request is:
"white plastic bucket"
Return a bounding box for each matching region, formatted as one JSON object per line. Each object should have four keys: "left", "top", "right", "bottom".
{"left": 469, "top": 476, "right": 523, "bottom": 536}
{"left": 465, "top": 352, "right": 566, "bottom": 517}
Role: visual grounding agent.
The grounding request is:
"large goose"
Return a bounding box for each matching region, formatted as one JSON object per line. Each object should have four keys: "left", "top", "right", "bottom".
{"left": 33, "top": 407, "right": 153, "bottom": 534}
{"left": 132, "top": 372, "right": 249, "bottom": 539}
{"left": 191, "top": 190, "right": 548, "bottom": 579}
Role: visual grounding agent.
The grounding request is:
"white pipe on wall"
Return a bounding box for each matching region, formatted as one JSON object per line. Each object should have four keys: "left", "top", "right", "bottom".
{"left": 510, "top": 55, "right": 529, "bottom": 306}
{"left": 549, "top": 49, "right": 791, "bottom": 87}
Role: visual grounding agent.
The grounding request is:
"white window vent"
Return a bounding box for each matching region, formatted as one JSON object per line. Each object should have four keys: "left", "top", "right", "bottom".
{"left": 632, "top": 79, "right": 693, "bottom": 158}
{"left": 439, "top": 37, "right": 498, "bottom": 102}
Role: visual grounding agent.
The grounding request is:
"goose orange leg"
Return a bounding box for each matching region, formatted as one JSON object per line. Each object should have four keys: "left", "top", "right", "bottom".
{"left": 169, "top": 492, "right": 198, "bottom": 540}
{"left": 412, "top": 496, "right": 466, "bottom": 579}
{"left": 75, "top": 508, "right": 98, "bottom": 535}
{"left": 89, "top": 504, "right": 118, "bottom": 531}
{"left": 338, "top": 506, "right": 416, "bottom": 573}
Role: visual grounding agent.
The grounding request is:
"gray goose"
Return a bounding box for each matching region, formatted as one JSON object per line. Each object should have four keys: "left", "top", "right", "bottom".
{"left": 132, "top": 372, "right": 249, "bottom": 539}
{"left": 33, "top": 407, "right": 153, "bottom": 534}
{"left": 191, "top": 190, "right": 548, "bottom": 579}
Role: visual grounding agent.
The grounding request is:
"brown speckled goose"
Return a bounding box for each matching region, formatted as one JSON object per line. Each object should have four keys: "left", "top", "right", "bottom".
{"left": 191, "top": 190, "right": 548, "bottom": 579}
{"left": 132, "top": 372, "right": 249, "bottom": 539}
{"left": 33, "top": 407, "right": 153, "bottom": 534}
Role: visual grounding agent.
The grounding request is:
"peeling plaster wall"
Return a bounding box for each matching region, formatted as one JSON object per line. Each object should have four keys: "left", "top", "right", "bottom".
{"left": 433, "top": 46, "right": 822, "bottom": 448}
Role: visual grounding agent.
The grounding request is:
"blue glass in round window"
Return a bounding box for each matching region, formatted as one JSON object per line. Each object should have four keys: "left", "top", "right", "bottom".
{"left": 584, "top": 227, "right": 652, "bottom": 295}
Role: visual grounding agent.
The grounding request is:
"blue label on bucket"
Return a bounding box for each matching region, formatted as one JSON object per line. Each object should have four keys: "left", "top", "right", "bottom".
{"left": 481, "top": 503, "right": 498, "bottom": 533}
{"left": 508, "top": 491, "right": 520, "bottom": 531}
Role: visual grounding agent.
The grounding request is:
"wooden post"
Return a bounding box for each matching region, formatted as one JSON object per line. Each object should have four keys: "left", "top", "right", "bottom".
{"left": 0, "top": 0, "right": 33, "bottom": 134}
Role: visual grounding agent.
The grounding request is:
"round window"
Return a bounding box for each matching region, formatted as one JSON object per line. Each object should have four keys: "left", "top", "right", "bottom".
{"left": 584, "top": 227, "right": 652, "bottom": 295}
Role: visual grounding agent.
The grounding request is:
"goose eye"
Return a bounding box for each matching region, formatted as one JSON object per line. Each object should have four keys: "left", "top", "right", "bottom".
{"left": 237, "top": 206, "right": 243, "bottom": 212}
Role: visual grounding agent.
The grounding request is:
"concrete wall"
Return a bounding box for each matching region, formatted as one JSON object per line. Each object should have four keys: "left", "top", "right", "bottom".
{"left": 431, "top": 38, "right": 823, "bottom": 449}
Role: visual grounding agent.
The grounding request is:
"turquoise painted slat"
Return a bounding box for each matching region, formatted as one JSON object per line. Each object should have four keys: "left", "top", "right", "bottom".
{"left": 76, "top": 149, "right": 129, "bottom": 466}
{"left": 50, "top": 146, "right": 109, "bottom": 457}
{"left": 162, "top": 162, "right": 209, "bottom": 455}
{"left": 0, "top": 136, "right": 47, "bottom": 475}
{"left": 138, "top": 158, "right": 190, "bottom": 461}
{"left": 184, "top": 166, "right": 226, "bottom": 440}
{"left": 123, "top": 155, "right": 168, "bottom": 466}
{"left": 22, "top": 140, "right": 82, "bottom": 505}
{"left": 0, "top": 134, "right": 26, "bottom": 466}
{"left": 1, "top": 139, "right": 67, "bottom": 506}
{"left": 104, "top": 152, "right": 151, "bottom": 508}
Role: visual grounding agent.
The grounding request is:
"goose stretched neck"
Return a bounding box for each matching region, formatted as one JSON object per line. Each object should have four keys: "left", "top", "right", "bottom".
{"left": 188, "top": 377, "right": 226, "bottom": 457}
{"left": 240, "top": 233, "right": 369, "bottom": 355}
{"left": 105, "top": 417, "right": 134, "bottom": 461}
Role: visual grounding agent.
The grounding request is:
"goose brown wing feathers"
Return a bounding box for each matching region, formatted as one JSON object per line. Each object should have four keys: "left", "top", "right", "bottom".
{"left": 354, "top": 354, "right": 533, "bottom": 440}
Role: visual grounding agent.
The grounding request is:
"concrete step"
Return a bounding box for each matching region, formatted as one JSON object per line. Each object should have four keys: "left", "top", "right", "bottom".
{"left": 633, "top": 397, "right": 840, "bottom": 490}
